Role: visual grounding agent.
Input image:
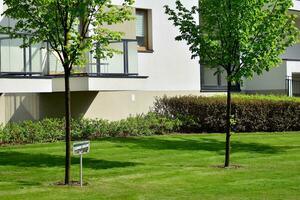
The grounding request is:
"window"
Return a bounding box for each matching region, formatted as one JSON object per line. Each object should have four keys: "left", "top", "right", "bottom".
{"left": 200, "top": 65, "right": 240, "bottom": 91}
{"left": 136, "top": 9, "right": 150, "bottom": 51}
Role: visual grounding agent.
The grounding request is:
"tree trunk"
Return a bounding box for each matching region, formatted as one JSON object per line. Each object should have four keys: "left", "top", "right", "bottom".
{"left": 224, "top": 79, "right": 232, "bottom": 168}
{"left": 64, "top": 67, "right": 71, "bottom": 185}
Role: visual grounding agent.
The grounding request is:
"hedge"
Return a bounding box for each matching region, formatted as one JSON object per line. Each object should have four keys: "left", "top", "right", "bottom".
{"left": 153, "top": 95, "right": 300, "bottom": 133}
{"left": 0, "top": 112, "right": 181, "bottom": 145}
{"left": 2, "top": 94, "right": 299, "bottom": 145}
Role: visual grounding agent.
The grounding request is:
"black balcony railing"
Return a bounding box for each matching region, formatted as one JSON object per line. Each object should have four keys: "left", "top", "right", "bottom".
{"left": 286, "top": 76, "right": 300, "bottom": 96}
{"left": 0, "top": 34, "right": 139, "bottom": 78}
{"left": 87, "top": 39, "right": 138, "bottom": 77}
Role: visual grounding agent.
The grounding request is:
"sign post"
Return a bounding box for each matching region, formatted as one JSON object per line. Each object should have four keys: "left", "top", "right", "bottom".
{"left": 80, "top": 152, "right": 83, "bottom": 187}
{"left": 73, "top": 141, "right": 90, "bottom": 187}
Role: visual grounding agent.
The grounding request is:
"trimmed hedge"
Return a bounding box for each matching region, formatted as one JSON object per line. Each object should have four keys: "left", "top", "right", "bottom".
{"left": 153, "top": 95, "right": 300, "bottom": 133}
{"left": 2, "top": 94, "right": 299, "bottom": 144}
{"left": 0, "top": 112, "right": 181, "bottom": 145}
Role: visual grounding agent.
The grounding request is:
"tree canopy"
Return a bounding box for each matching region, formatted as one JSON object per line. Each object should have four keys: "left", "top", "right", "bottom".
{"left": 165, "top": 0, "right": 298, "bottom": 82}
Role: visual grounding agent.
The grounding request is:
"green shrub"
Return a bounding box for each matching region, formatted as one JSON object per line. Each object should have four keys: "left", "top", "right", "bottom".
{"left": 0, "top": 112, "right": 180, "bottom": 145}
{"left": 154, "top": 95, "right": 300, "bottom": 133}
{"left": 39, "top": 118, "right": 64, "bottom": 142}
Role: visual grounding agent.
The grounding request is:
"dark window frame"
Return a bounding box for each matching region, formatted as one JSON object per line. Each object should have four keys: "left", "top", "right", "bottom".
{"left": 200, "top": 64, "right": 241, "bottom": 92}
{"left": 136, "top": 9, "right": 149, "bottom": 52}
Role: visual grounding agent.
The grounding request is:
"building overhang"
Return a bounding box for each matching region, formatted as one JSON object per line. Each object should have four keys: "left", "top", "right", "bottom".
{"left": 0, "top": 78, "right": 53, "bottom": 93}
{"left": 0, "top": 75, "right": 148, "bottom": 93}
{"left": 291, "top": 0, "right": 300, "bottom": 12}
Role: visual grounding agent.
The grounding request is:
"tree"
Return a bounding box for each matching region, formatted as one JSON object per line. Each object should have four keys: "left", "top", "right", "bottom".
{"left": 165, "top": 0, "right": 298, "bottom": 167}
{"left": 1, "top": 0, "right": 134, "bottom": 184}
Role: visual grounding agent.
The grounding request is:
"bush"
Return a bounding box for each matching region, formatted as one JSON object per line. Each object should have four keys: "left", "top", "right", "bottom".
{"left": 0, "top": 112, "right": 180, "bottom": 145}
{"left": 154, "top": 95, "right": 300, "bottom": 133}
{"left": 0, "top": 119, "right": 64, "bottom": 144}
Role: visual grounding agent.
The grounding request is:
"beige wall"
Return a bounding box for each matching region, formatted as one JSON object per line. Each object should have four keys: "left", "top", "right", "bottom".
{"left": 0, "top": 90, "right": 222, "bottom": 124}
{"left": 80, "top": 91, "right": 205, "bottom": 120}
{"left": 39, "top": 91, "right": 214, "bottom": 121}
{"left": 0, "top": 94, "right": 5, "bottom": 124}
{"left": 1, "top": 93, "right": 40, "bottom": 124}
{"left": 103, "top": 8, "right": 136, "bottom": 40}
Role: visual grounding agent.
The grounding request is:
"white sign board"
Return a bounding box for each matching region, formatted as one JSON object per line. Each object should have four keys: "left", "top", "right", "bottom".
{"left": 73, "top": 141, "right": 90, "bottom": 155}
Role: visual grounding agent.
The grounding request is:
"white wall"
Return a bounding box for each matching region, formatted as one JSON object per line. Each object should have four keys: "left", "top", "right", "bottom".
{"left": 0, "top": 78, "right": 52, "bottom": 93}
{"left": 0, "top": 0, "right": 200, "bottom": 93}
{"left": 292, "top": 0, "right": 300, "bottom": 11}
{"left": 282, "top": 44, "right": 300, "bottom": 60}
{"left": 286, "top": 60, "right": 300, "bottom": 77}
{"left": 112, "top": 0, "right": 201, "bottom": 92}
{"left": 242, "top": 62, "right": 287, "bottom": 91}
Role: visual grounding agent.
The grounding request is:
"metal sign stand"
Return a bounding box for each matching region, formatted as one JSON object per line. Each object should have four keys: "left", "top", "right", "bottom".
{"left": 80, "top": 152, "right": 83, "bottom": 187}
{"left": 73, "top": 141, "right": 90, "bottom": 188}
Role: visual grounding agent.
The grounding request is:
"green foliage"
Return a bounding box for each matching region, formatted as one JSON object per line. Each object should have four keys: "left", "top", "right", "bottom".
{"left": 0, "top": 113, "right": 181, "bottom": 145}
{"left": 232, "top": 93, "right": 300, "bottom": 102}
{"left": 165, "top": 0, "right": 298, "bottom": 81}
{"left": 154, "top": 95, "right": 300, "bottom": 133}
{"left": 1, "top": 0, "right": 134, "bottom": 69}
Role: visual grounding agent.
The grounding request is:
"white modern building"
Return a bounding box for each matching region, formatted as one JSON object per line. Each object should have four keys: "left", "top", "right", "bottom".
{"left": 0, "top": 0, "right": 299, "bottom": 124}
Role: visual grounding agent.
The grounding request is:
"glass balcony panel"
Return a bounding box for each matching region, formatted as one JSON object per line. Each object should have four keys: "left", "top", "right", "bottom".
{"left": 0, "top": 36, "right": 24, "bottom": 72}
{"left": 100, "top": 42, "right": 124, "bottom": 74}
{"left": 0, "top": 37, "right": 139, "bottom": 77}
{"left": 30, "top": 43, "right": 47, "bottom": 73}
{"left": 127, "top": 41, "right": 138, "bottom": 74}
{"left": 48, "top": 51, "right": 64, "bottom": 74}
{"left": 88, "top": 52, "right": 98, "bottom": 74}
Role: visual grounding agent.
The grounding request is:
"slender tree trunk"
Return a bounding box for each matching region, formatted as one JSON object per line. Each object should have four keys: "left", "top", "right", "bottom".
{"left": 64, "top": 67, "right": 71, "bottom": 185}
{"left": 224, "top": 79, "right": 232, "bottom": 168}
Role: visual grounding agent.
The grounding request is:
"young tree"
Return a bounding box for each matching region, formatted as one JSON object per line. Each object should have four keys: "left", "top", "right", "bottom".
{"left": 165, "top": 0, "right": 298, "bottom": 167}
{"left": 1, "top": 0, "right": 134, "bottom": 184}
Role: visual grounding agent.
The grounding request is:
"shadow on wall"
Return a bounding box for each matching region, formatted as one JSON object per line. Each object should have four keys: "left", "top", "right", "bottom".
{"left": 5, "top": 91, "right": 98, "bottom": 123}
{"left": 5, "top": 93, "right": 40, "bottom": 123}
{"left": 39, "top": 91, "right": 98, "bottom": 119}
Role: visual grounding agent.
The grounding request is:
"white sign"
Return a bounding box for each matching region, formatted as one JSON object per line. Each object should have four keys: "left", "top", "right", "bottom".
{"left": 73, "top": 141, "right": 90, "bottom": 155}
{"left": 73, "top": 141, "right": 90, "bottom": 187}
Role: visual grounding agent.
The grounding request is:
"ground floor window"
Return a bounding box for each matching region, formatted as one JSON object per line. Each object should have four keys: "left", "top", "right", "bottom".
{"left": 201, "top": 65, "right": 240, "bottom": 91}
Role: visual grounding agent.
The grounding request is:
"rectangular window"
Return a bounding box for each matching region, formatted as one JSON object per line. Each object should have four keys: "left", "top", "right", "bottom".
{"left": 201, "top": 65, "right": 240, "bottom": 91}
{"left": 136, "top": 9, "right": 149, "bottom": 51}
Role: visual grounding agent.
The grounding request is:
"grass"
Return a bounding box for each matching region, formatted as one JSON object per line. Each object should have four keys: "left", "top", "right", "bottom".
{"left": 0, "top": 133, "right": 300, "bottom": 200}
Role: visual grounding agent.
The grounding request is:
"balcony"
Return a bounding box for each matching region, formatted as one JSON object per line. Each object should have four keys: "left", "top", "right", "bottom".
{"left": 0, "top": 34, "right": 140, "bottom": 77}
{"left": 87, "top": 40, "right": 139, "bottom": 77}
{"left": 0, "top": 34, "right": 147, "bottom": 93}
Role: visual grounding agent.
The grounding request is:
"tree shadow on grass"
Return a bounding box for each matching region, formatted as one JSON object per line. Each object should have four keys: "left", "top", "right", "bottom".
{"left": 0, "top": 151, "right": 139, "bottom": 169}
{"left": 16, "top": 180, "right": 42, "bottom": 187}
{"left": 102, "top": 136, "right": 291, "bottom": 155}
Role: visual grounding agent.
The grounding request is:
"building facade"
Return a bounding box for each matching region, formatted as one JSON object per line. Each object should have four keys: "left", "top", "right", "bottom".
{"left": 0, "top": 0, "right": 204, "bottom": 124}
{"left": 0, "top": 0, "right": 300, "bottom": 124}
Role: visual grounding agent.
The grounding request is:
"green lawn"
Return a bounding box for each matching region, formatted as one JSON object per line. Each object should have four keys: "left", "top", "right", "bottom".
{"left": 0, "top": 133, "right": 299, "bottom": 200}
